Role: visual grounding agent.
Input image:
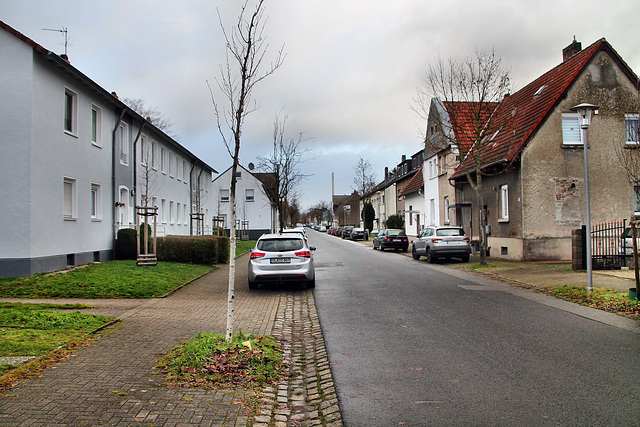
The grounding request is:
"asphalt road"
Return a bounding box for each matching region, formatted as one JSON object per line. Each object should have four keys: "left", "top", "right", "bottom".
{"left": 308, "top": 230, "right": 640, "bottom": 426}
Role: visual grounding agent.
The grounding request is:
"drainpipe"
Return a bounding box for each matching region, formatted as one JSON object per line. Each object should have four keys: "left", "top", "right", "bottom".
{"left": 132, "top": 121, "right": 147, "bottom": 206}
{"left": 112, "top": 108, "right": 126, "bottom": 252}
{"left": 189, "top": 161, "right": 196, "bottom": 235}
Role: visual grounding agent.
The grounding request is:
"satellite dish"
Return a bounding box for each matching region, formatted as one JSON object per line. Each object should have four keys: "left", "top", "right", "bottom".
{"left": 248, "top": 162, "right": 255, "bottom": 171}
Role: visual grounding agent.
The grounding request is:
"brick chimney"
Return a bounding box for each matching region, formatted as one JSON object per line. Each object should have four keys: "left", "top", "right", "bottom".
{"left": 563, "top": 37, "right": 582, "bottom": 62}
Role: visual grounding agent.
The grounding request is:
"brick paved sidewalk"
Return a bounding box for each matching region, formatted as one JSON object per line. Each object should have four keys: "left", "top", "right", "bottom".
{"left": 0, "top": 260, "right": 342, "bottom": 426}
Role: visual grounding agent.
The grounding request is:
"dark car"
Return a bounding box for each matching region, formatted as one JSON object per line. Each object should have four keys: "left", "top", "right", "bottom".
{"left": 334, "top": 226, "right": 344, "bottom": 237}
{"left": 350, "top": 228, "right": 365, "bottom": 240}
{"left": 373, "top": 229, "right": 409, "bottom": 252}
{"left": 341, "top": 226, "right": 355, "bottom": 239}
{"left": 411, "top": 225, "right": 471, "bottom": 263}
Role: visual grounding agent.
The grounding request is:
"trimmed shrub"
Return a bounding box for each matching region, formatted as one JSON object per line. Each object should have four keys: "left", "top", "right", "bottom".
{"left": 157, "top": 236, "right": 229, "bottom": 265}
{"left": 386, "top": 214, "right": 405, "bottom": 230}
{"left": 115, "top": 228, "right": 137, "bottom": 260}
{"left": 362, "top": 202, "right": 375, "bottom": 232}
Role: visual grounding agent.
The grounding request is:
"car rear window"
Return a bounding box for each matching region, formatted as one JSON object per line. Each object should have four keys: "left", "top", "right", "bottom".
{"left": 436, "top": 228, "right": 466, "bottom": 237}
{"left": 387, "top": 230, "right": 406, "bottom": 237}
{"left": 257, "top": 238, "right": 304, "bottom": 252}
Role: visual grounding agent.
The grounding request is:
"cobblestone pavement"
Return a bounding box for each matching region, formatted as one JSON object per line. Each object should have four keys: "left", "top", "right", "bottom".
{"left": 0, "top": 259, "right": 343, "bottom": 427}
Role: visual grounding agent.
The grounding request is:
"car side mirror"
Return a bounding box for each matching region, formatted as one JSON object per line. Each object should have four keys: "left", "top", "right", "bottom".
{"left": 310, "top": 246, "right": 316, "bottom": 251}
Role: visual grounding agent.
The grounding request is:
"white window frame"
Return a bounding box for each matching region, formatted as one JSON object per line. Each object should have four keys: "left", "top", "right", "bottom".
{"left": 500, "top": 184, "right": 509, "bottom": 221}
{"left": 64, "top": 88, "right": 77, "bottom": 135}
{"left": 91, "top": 104, "right": 102, "bottom": 147}
{"left": 562, "top": 113, "right": 582, "bottom": 146}
{"left": 220, "top": 189, "right": 230, "bottom": 202}
{"left": 444, "top": 196, "right": 450, "bottom": 224}
{"left": 161, "top": 199, "right": 167, "bottom": 223}
{"left": 63, "top": 177, "right": 77, "bottom": 220}
{"left": 625, "top": 113, "right": 639, "bottom": 145}
{"left": 634, "top": 183, "right": 640, "bottom": 216}
{"left": 90, "top": 183, "right": 102, "bottom": 220}
{"left": 169, "top": 201, "right": 175, "bottom": 224}
{"left": 176, "top": 156, "right": 182, "bottom": 181}
{"left": 119, "top": 123, "right": 129, "bottom": 165}
{"left": 151, "top": 141, "right": 158, "bottom": 170}
{"left": 245, "top": 188, "right": 255, "bottom": 202}
{"left": 140, "top": 136, "right": 148, "bottom": 166}
{"left": 169, "top": 151, "right": 174, "bottom": 178}
{"left": 176, "top": 202, "right": 181, "bottom": 225}
{"left": 160, "top": 147, "right": 166, "bottom": 174}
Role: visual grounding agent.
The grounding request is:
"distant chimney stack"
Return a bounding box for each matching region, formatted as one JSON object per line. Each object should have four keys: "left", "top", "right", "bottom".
{"left": 563, "top": 36, "right": 582, "bottom": 62}
{"left": 385, "top": 167, "right": 389, "bottom": 179}
{"left": 60, "top": 53, "right": 69, "bottom": 63}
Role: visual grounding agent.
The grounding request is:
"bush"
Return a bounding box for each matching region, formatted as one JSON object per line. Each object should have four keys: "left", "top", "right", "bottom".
{"left": 386, "top": 214, "right": 405, "bottom": 230}
{"left": 157, "top": 236, "right": 229, "bottom": 265}
{"left": 362, "top": 202, "right": 375, "bottom": 232}
{"left": 115, "top": 228, "right": 137, "bottom": 260}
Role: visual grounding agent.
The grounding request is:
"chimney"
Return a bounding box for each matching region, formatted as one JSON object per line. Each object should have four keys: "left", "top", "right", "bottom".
{"left": 60, "top": 54, "right": 70, "bottom": 63}
{"left": 385, "top": 167, "right": 389, "bottom": 179}
{"left": 563, "top": 36, "right": 582, "bottom": 62}
{"left": 402, "top": 155, "right": 406, "bottom": 162}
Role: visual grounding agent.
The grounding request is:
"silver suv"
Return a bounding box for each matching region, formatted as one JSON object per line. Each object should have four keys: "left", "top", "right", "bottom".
{"left": 412, "top": 226, "right": 471, "bottom": 263}
{"left": 248, "top": 234, "right": 316, "bottom": 289}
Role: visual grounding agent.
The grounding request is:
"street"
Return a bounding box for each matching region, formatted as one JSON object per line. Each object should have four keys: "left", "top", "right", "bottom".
{"left": 308, "top": 230, "right": 640, "bottom": 426}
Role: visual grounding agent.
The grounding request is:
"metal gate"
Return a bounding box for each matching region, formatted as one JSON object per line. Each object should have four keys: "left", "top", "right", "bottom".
{"left": 590, "top": 220, "right": 628, "bottom": 269}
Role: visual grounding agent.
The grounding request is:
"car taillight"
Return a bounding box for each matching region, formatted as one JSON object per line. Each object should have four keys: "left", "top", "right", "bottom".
{"left": 384, "top": 237, "right": 391, "bottom": 241}
{"left": 432, "top": 238, "right": 443, "bottom": 243}
{"left": 250, "top": 251, "right": 266, "bottom": 259}
{"left": 295, "top": 250, "right": 312, "bottom": 258}
{"left": 463, "top": 237, "right": 470, "bottom": 242}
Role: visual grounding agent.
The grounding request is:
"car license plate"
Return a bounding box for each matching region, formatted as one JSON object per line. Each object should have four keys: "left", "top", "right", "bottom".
{"left": 271, "top": 258, "right": 290, "bottom": 264}
{"left": 393, "top": 239, "right": 401, "bottom": 242}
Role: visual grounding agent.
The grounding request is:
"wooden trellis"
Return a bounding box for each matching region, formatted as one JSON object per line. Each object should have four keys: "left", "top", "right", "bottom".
{"left": 136, "top": 205, "right": 158, "bottom": 266}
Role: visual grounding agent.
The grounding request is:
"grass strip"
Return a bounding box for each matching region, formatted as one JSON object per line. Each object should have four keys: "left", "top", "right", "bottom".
{"left": 0, "top": 260, "right": 212, "bottom": 299}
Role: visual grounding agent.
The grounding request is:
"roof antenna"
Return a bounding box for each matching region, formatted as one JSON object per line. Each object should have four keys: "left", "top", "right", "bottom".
{"left": 42, "top": 27, "right": 68, "bottom": 56}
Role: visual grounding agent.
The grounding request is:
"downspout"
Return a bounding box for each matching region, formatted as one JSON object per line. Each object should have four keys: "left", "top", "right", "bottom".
{"left": 197, "top": 165, "right": 204, "bottom": 234}
{"left": 112, "top": 108, "right": 126, "bottom": 251}
{"left": 132, "top": 121, "right": 147, "bottom": 207}
{"left": 189, "top": 161, "right": 196, "bottom": 235}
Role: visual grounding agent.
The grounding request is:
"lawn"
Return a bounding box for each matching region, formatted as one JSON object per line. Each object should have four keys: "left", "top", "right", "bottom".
{"left": 0, "top": 302, "right": 115, "bottom": 379}
{"left": 0, "top": 261, "right": 213, "bottom": 299}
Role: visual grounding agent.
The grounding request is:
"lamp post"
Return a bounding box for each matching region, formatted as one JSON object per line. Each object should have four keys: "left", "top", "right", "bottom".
{"left": 570, "top": 103, "right": 598, "bottom": 293}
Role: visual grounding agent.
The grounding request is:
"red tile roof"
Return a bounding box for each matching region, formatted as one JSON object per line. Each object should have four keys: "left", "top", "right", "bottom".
{"left": 398, "top": 165, "right": 424, "bottom": 197}
{"left": 450, "top": 38, "right": 638, "bottom": 179}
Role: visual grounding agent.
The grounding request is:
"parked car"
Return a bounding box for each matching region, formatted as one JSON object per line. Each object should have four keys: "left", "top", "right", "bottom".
{"left": 334, "top": 226, "right": 344, "bottom": 237}
{"left": 341, "top": 226, "right": 355, "bottom": 239}
{"left": 373, "top": 229, "right": 409, "bottom": 252}
{"left": 282, "top": 228, "right": 307, "bottom": 242}
{"left": 412, "top": 225, "right": 471, "bottom": 263}
{"left": 350, "top": 228, "right": 365, "bottom": 240}
{"left": 248, "top": 233, "right": 316, "bottom": 289}
{"left": 319, "top": 225, "right": 327, "bottom": 232}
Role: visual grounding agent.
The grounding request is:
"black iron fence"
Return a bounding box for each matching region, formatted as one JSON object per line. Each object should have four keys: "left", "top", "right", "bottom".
{"left": 587, "top": 219, "right": 628, "bottom": 270}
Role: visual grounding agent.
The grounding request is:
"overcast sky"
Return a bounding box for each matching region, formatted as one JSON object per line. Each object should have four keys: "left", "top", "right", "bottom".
{"left": 4, "top": 0, "right": 640, "bottom": 210}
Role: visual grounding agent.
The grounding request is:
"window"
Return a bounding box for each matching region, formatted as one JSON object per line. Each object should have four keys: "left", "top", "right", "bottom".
{"left": 90, "top": 183, "right": 101, "bottom": 220}
{"left": 236, "top": 171, "right": 242, "bottom": 180}
{"left": 562, "top": 113, "right": 582, "bottom": 145}
{"left": 63, "top": 177, "right": 76, "bottom": 220}
{"left": 160, "top": 147, "right": 166, "bottom": 173}
{"left": 634, "top": 183, "right": 640, "bottom": 215}
{"left": 64, "top": 88, "right": 77, "bottom": 134}
{"left": 118, "top": 123, "right": 129, "bottom": 165}
{"left": 500, "top": 185, "right": 509, "bottom": 220}
{"left": 140, "top": 136, "right": 148, "bottom": 166}
{"left": 161, "top": 199, "right": 167, "bottom": 223}
{"left": 444, "top": 196, "right": 450, "bottom": 223}
{"left": 245, "top": 188, "right": 255, "bottom": 202}
{"left": 409, "top": 205, "right": 413, "bottom": 226}
{"left": 626, "top": 114, "right": 639, "bottom": 145}
{"left": 183, "top": 160, "right": 188, "bottom": 182}
{"left": 169, "top": 152, "right": 174, "bottom": 177}
{"left": 176, "top": 156, "right": 181, "bottom": 181}
{"left": 152, "top": 141, "right": 158, "bottom": 169}
{"left": 220, "top": 189, "right": 230, "bottom": 202}
{"left": 177, "top": 202, "right": 181, "bottom": 224}
{"left": 118, "top": 187, "right": 130, "bottom": 225}
{"left": 169, "top": 201, "right": 174, "bottom": 224}
{"left": 91, "top": 105, "right": 102, "bottom": 146}
{"left": 184, "top": 204, "right": 188, "bottom": 225}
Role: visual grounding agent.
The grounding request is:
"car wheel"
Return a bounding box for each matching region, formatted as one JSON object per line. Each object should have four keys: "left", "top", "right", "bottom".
{"left": 426, "top": 248, "right": 437, "bottom": 264}
{"left": 461, "top": 254, "right": 470, "bottom": 263}
{"left": 380, "top": 244, "right": 384, "bottom": 251}
{"left": 307, "top": 277, "right": 316, "bottom": 289}
{"left": 248, "top": 279, "right": 258, "bottom": 290}
{"left": 412, "top": 247, "right": 420, "bottom": 260}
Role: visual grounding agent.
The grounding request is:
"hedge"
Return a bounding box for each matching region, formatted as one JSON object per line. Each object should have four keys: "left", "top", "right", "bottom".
{"left": 156, "top": 235, "right": 229, "bottom": 265}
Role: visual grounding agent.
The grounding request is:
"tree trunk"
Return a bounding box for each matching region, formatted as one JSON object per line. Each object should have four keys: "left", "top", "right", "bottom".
{"left": 476, "top": 170, "right": 488, "bottom": 265}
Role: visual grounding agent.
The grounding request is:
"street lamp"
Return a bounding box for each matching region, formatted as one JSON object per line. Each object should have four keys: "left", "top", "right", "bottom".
{"left": 570, "top": 103, "right": 599, "bottom": 293}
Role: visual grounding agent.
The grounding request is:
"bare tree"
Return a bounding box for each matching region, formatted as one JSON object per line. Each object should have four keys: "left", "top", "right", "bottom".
{"left": 352, "top": 156, "right": 377, "bottom": 201}
{"left": 123, "top": 97, "right": 174, "bottom": 134}
{"left": 415, "top": 48, "right": 511, "bottom": 265}
{"left": 257, "top": 112, "right": 311, "bottom": 232}
{"left": 210, "top": 0, "right": 285, "bottom": 342}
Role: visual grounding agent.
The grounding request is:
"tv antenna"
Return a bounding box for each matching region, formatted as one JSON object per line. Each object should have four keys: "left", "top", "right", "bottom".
{"left": 42, "top": 26, "right": 68, "bottom": 56}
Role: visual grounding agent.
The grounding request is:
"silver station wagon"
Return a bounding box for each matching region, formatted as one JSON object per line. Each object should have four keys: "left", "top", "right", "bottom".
{"left": 411, "top": 226, "right": 471, "bottom": 263}
{"left": 248, "top": 233, "right": 316, "bottom": 289}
